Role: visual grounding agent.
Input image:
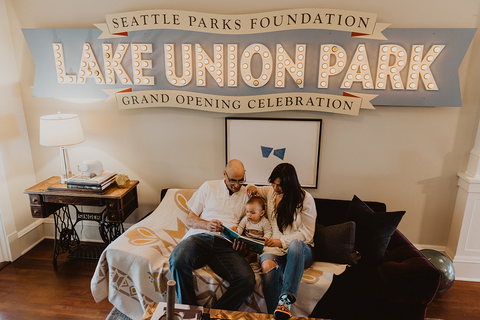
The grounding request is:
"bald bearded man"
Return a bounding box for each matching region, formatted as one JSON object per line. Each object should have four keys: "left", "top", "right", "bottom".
{"left": 169, "top": 159, "right": 255, "bottom": 311}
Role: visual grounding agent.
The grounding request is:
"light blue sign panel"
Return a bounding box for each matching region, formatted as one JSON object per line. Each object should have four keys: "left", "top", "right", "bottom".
{"left": 23, "top": 28, "right": 475, "bottom": 107}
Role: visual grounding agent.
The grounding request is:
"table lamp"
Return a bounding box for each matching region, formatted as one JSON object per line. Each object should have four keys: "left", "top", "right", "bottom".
{"left": 40, "top": 112, "right": 85, "bottom": 184}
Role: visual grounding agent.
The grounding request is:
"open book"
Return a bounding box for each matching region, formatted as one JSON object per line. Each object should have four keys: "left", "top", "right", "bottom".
{"left": 221, "top": 224, "right": 265, "bottom": 254}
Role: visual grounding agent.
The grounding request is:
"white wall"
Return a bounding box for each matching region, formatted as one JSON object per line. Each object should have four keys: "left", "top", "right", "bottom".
{"left": 0, "top": 0, "right": 38, "bottom": 260}
{"left": 3, "top": 0, "right": 480, "bottom": 256}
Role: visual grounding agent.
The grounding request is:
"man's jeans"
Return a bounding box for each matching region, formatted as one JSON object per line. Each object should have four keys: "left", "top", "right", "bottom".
{"left": 169, "top": 233, "right": 255, "bottom": 311}
{"left": 260, "top": 239, "right": 314, "bottom": 313}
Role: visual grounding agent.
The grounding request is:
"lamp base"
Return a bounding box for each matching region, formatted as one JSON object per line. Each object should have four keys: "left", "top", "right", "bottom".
{"left": 60, "top": 146, "right": 72, "bottom": 184}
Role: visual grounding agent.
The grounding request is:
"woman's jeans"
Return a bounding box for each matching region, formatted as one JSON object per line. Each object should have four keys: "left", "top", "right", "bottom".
{"left": 169, "top": 233, "right": 255, "bottom": 311}
{"left": 260, "top": 239, "right": 314, "bottom": 314}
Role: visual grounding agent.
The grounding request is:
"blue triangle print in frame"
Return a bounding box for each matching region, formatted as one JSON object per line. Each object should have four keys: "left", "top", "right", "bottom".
{"left": 273, "top": 148, "right": 286, "bottom": 160}
{"left": 261, "top": 146, "right": 274, "bottom": 158}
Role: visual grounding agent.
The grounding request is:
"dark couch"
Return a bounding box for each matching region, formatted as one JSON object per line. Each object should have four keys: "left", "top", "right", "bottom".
{"left": 159, "top": 189, "right": 440, "bottom": 319}
{"left": 309, "top": 197, "right": 441, "bottom": 320}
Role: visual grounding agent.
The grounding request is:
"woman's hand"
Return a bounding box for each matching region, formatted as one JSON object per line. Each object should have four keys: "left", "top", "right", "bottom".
{"left": 247, "top": 185, "right": 258, "bottom": 198}
{"left": 265, "top": 239, "right": 282, "bottom": 247}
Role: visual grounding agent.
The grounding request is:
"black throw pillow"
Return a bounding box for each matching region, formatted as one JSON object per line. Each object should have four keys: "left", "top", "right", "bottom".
{"left": 314, "top": 221, "right": 358, "bottom": 265}
{"left": 345, "top": 195, "right": 405, "bottom": 265}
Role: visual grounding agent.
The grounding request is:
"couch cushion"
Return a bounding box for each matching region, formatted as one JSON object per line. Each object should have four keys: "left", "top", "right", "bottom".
{"left": 314, "top": 198, "right": 387, "bottom": 227}
{"left": 346, "top": 195, "right": 405, "bottom": 265}
{"left": 314, "top": 221, "right": 358, "bottom": 265}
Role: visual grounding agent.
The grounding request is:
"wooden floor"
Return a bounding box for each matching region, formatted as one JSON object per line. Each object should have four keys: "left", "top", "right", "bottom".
{"left": 0, "top": 239, "right": 112, "bottom": 320}
{"left": 426, "top": 280, "right": 480, "bottom": 320}
{"left": 0, "top": 239, "right": 479, "bottom": 320}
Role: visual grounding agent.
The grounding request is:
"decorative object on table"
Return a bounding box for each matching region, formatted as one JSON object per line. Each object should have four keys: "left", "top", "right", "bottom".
{"left": 420, "top": 249, "right": 455, "bottom": 293}
{"left": 153, "top": 302, "right": 202, "bottom": 320}
{"left": 39, "top": 112, "right": 85, "bottom": 184}
{"left": 77, "top": 159, "right": 103, "bottom": 178}
{"left": 115, "top": 174, "right": 131, "bottom": 188}
{"left": 67, "top": 170, "right": 117, "bottom": 191}
{"left": 157, "top": 280, "right": 184, "bottom": 320}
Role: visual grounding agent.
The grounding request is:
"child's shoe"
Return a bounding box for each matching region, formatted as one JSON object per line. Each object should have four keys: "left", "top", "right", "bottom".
{"left": 274, "top": 294, "right": 294, "bottom": 320}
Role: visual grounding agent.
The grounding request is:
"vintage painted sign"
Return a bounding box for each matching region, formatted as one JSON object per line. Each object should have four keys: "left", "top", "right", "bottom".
{"left": 23, "top": 8, "right": 476, "bottom": 115}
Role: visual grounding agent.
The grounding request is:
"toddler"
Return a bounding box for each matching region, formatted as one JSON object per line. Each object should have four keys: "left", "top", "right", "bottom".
{"left": 236, "top": 196, "right": 272, "bottom": 262}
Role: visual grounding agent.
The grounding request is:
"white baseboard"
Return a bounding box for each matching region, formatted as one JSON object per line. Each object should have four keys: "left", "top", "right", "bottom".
{"left": 17, "top": 219, "right": 43, "bottom": 239}
{"left": 413, "top": 244, "right": 447, "bottom": 253}
{"left": 6, "top": 230, "right": 20, "bottom": 260}
{"left": 21, "top": 237, "right": 45, "bottom": 256}
{"left": 450, "top": 258, "right": 480, "bottom": 282}
{"left": 15, "top": 218, "right": 134, "bottom": 257}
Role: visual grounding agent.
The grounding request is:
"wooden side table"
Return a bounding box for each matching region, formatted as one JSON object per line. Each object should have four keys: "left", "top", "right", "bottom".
{"left": 140, "top": 304, "right": 329, "bottom": 320}
{"left": 24, "top": 176, "right": 139, "bottom": 266}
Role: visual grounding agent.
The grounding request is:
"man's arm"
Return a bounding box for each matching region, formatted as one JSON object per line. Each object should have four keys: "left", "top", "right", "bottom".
{"left": 186, "top": 209, "right": 224, "bottom": 232}
{"left": 186, "top": 209, "right": 246, "bottom": 253}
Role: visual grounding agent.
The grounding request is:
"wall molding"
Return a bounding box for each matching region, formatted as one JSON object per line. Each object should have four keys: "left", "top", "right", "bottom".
{"left": 17, "top": 219, "right": 43, "bottom": 239}
{"left": 0, "top": 214, "right": 10, "bottom": 261}
{"left": 414, "top": 244, "right": 447, "bottom": 253}
{"left": 449, "top": 259, "right": 480, "bottom": 282}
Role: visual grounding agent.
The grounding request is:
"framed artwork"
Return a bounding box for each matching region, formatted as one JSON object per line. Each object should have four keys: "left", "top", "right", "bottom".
{"left": 226, "top": 117, "right": 322, "bottom": 188}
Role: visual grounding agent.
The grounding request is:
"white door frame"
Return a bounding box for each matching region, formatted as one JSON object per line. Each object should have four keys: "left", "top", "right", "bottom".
{"left": 0, "top": 208, "right": 11, "bottom": 262}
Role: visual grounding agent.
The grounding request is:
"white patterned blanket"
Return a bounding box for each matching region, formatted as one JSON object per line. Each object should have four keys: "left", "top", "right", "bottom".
{"left": 91, "top": 189, "right": 346, "bottom": 320}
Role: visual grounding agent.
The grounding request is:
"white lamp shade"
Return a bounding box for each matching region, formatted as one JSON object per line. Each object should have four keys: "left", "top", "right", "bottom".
{"left": 39, "top": 113, "right": 85, "bottom": 147}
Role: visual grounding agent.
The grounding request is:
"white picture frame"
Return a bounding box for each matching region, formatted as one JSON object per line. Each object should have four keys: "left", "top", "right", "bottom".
{"left": 226, "top": 117, "right": 322, "bottom": 188}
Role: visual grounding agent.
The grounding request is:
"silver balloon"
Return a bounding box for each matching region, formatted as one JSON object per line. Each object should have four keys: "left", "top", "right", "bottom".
{"left": 420, "top": 249, "right": 455, "bottom": 293}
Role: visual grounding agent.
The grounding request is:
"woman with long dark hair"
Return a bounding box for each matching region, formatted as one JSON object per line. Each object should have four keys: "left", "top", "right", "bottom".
{"left": 248, "top": 163, "right": 316, "bottom": 320}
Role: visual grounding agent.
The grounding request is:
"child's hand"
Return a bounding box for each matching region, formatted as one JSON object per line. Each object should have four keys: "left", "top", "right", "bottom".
{"left": 247, "top": 185, "right": 258, "bottom": 198}
{"left": 231, "top": 226, "right": 238, "bottom": 233}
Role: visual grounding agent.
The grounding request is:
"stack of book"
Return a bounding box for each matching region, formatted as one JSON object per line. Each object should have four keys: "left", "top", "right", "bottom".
{"left": 67, "top": 171, "right": 117, "bottom": 191}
